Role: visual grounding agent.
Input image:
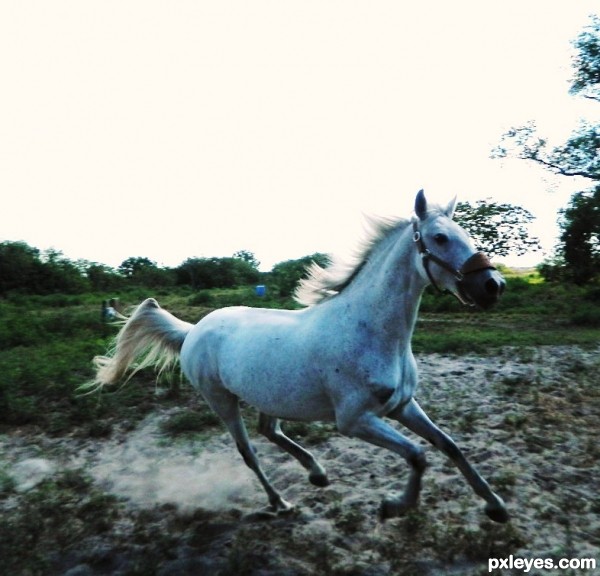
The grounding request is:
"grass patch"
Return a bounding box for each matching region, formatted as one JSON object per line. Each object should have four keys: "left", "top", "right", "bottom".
{"left": 280, "top": 420, "right": 338, "bottom": 445}
{"left": 188, "top": 286, "right": 297, "bottom": 310}
{"left": 160, "top": 408, "right": 221, "bottom": 436}
{"left": 1, "top": 281, "right": 600, "bottom": 435}
{"left": 413, "top": 313, "right": 600, "bottom": 354}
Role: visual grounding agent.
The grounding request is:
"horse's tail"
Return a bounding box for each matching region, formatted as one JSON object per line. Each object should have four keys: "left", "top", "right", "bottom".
{"left": 86, "top": 298, "right": 193, "bottom": 392}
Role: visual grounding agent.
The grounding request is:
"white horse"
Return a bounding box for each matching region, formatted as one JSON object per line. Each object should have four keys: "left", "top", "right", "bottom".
{"left": 91, "top": 190, "right": 509, "bottom": 523}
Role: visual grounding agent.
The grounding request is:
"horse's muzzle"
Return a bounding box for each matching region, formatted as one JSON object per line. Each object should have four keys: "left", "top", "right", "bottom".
{"left": 457, "top": 268, "right": 505, "bottom": 310}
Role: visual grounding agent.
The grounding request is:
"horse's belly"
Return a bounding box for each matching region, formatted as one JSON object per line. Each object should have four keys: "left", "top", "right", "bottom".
{"left": 261, "top": 397, "right": 336, "bottom": 422}
{"left": 224, "top": 369, "right": 336, "bottom": 422}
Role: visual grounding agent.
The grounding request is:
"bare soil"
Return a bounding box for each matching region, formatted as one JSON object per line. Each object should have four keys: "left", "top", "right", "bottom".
{"left": 2, "top": 346, "right": 599, "bottom": 575}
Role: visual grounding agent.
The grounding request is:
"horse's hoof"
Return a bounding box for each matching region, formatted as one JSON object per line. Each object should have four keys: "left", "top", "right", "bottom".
{"left": 277, "top": 505, "right": 295, "bottom": 516}
{"left": 244, "top": 499, "right": 295, "bottom": 521}
{"left": 379, "top": 497, "right": 410, "bottom": 521}
{"left": 243, "top": 508, "right": 278, "bottom": 521}
{"left": 275, "top": 498, "right": 295, "bottom": 516}
{"left": 485, "top": 503, "right": 510, "bottom": 523}
{"left": 309, "top": 471, "right": 330, "bottom": 487}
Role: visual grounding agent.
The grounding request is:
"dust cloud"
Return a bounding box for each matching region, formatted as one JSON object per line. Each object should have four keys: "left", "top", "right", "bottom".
{"left": 91, "top": 414, "right": 256, "bottom": 511}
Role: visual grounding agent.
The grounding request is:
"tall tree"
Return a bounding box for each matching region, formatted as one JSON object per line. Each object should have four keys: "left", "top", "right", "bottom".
{"left": 558, "top": 187, "right": 600, "bottom": 284}
{"left": 270, "top": 253, "right": 330, "bottom": 297}
{"left": 233, "top": 250, "right": 260, "bottom": 270}
{"left": 118, "top": 257, "right": 175, "bottom": 287}
{"left": 0, "top": 242, "right": 89, "bottom": 294}
{"left": 492, "top": 15, "right": 600, "bottom": 281}
{"left": 570, "top": 14, "right": 600, "bottom": 102}
{"left": 118, "top": 256, "right": 158, "bottom": 278}
{"left": 493, "top": 15, "right": 600, "bottom": 180}
{"left": 176, "top": 256, "right": 260, "bottom": 289}
{"left": 0, "top": 241, "right": 43, "bottom": 294}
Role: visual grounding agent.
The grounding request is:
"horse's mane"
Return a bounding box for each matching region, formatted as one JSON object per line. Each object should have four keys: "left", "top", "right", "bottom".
{"left": 294, "top": 214, "right": 411, "bottom": 307}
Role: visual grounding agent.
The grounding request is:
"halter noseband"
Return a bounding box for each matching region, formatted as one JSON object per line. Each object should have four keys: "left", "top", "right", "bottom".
{"left": 412, "top": 220, "right": 495, "bottom": 295}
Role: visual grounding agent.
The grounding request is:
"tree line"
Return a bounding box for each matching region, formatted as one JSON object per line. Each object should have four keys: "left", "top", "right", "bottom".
{"left": 3, "top": 15, "right": 599, "bottom": 296}
{"left": 0, "top": 198, "right": 537, "bottom": 298}
{"left": 0, "top": 244, "right": 257, "bottom": 295}
{"left": 0, "top": 240, "right": 335, "bottom": 298}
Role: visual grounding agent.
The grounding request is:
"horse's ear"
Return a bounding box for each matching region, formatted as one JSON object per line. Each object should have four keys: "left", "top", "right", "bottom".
{"left": 415, "top": 189, "right": 427, "bottom": 220}
{"left": 445, "top": 196, "right": 458, "bottom": 219}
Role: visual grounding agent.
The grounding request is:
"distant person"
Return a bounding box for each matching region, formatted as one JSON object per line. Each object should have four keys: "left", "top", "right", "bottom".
{"left": 101, "top": 299, "right": 127, "bottom": 322}
{"left": 109, "top": 298, "right": 124, "bottom": 315}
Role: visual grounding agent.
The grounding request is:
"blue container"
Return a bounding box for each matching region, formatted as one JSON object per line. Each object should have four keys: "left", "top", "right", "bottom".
{"left": 255, "top": 285, "right": 266, "bottom": 297}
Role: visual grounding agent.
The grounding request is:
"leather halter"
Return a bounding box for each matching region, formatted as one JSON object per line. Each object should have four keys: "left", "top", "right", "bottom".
{"left": 412, "top": 220, "right": 495, "bottom": 294}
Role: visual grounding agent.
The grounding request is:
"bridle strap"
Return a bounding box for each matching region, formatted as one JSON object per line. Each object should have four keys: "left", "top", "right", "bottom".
{"left": 412, "top": 220, "right": 495, "bottom": 293}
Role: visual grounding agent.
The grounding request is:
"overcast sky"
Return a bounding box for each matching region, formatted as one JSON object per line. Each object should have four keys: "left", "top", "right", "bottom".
{"left": 1, "top": 1, "right": 598, "bottom": 271}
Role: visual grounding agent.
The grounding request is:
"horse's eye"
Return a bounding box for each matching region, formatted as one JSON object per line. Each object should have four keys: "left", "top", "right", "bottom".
{"left": 434, "top": 233, "right": 449, "bottom": 245}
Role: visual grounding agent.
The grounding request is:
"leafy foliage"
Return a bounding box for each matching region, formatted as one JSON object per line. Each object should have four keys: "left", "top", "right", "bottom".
{"left": 454, "top": 200, "right": 540, "bottom": 258}
{"left": 176, "top": 256, "right": 260, "bottom": 289}
{"left": 270, "top": 252, "right": 330, "bottom": 297}
{"left": 0, "top": 241, "right": 43, "bottom": 294}
{"left": 0, "top": 242, "right": 88, "bottom": 295}
{"left": 0, "top": 243, "right": 263, "bottom": 296}
{"left": 85, "top": 263, "right": 124, "bottom": 291}
{"left": 557, "top": 185, "right": 600, "bottom": 284}
{"left": 233, "top": 249, "right": 261, "bottom": 270}
{"left": 493, "top": 16, "right": 600, "bottom": 182}
{"left": 493, "top": 120, "right": 600, "bottom": 181}
{"left": 118, "top": 256, "right": 175, "bottom": 287}
{"left": 570, "top": 14, "right": 600, "bottom": 101}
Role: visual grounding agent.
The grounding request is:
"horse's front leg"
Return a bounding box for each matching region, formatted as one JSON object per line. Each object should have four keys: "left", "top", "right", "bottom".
{"left": 337, "top": 412, "right": 427, "bottom": 519}
{"left": 390, "top": 398, "right": 509, "bottom": 523}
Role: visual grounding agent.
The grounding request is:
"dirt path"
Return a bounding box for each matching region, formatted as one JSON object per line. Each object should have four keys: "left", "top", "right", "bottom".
{"left": 2, "top": 346, "right": 599, "bottom": 574}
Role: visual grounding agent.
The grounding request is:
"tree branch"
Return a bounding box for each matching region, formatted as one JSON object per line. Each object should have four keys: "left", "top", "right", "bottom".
{"left": 582, "top": 93, "right": 600, "bottom": 102}
{"left": 528, "top": 156, "right": 600, "bottom": 181}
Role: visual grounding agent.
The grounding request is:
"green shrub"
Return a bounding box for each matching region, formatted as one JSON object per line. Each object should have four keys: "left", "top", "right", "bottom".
{"left": 160, "top": 409, "right": 221, "bottom": 435}
{"left": 188, "top": 290, "right": 213, "bottom": 306}
{"left": 584, "top": 286, "right": 600, "bottom": 302}
{"left": 570, "top": 304, "right": 600, "bottom": 326}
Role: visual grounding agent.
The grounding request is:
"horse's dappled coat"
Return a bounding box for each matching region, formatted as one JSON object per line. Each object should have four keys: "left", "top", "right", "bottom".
{"left": 90, "top": 190, "right": 508, "bottom": 523}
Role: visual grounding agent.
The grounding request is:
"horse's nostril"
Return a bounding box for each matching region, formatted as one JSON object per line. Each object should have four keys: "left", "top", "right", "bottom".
{"left": 498, "top": 281, "right": 506, "bottom": 296}
{"left": 485, "top": 278, "right": 500, "bottom": 295}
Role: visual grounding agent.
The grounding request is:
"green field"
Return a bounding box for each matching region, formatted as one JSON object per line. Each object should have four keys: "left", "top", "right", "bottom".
{"left": 1, "top": 274, "right": 600, "bottom": 434}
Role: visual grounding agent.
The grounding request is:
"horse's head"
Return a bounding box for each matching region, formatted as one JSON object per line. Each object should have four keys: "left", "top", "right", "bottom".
{"left": 413, "top": 189, "right": 505, "bottom": 310}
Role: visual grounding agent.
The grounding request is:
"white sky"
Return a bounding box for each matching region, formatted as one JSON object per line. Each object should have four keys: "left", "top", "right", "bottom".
{"left": 1, "top": 1, "right": 598, "bottom": 271}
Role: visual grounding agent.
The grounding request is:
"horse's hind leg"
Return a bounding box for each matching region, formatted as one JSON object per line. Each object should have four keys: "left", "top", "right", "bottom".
{"left": 258, "top": 414, "right": 329, "bottom": 487}
{"left": 205, "top": 391, "right": 293, "bottom": 515}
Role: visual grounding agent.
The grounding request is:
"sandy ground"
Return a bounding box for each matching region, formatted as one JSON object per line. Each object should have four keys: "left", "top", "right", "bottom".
{"left": 2, "top": 346, "right": 600, "bottom": 575}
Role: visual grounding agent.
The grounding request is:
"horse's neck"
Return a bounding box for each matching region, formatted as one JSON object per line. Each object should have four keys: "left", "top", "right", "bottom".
{"left": 335, "top": 225, "right": 426, "bottom": 348}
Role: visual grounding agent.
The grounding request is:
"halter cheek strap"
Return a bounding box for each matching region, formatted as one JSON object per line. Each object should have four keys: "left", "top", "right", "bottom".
{"left": 412, "top": 220, "right": 495, "bottom": 294}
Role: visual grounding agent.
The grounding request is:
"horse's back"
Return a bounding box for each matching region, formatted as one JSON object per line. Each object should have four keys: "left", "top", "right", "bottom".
{"left": 179, "top": 305, "right": 336, "bottom": 420}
